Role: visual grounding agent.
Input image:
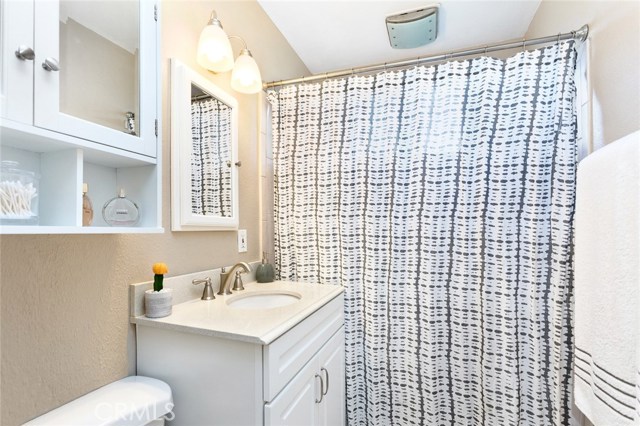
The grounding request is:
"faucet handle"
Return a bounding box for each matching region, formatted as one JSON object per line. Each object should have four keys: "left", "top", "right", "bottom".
{"left": 232, "top": 270, "right": 245, "bottom": 291}
{"left": 192, "top": 277, "right": 215, "bottom": 300}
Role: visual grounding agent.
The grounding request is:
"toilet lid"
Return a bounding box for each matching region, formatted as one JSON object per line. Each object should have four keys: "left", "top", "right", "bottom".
{"left": 23, "top": 376, "right": 173, "bottom": 426}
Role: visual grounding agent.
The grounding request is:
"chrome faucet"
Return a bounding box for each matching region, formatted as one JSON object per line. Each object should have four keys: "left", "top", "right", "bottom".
{"left": 218, "top": 262, "right": 251, "bottom": 295}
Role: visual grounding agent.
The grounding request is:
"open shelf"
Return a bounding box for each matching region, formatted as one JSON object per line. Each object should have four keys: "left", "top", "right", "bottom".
{"left": 1, "top": 141, "right": 161, "bottom": 234}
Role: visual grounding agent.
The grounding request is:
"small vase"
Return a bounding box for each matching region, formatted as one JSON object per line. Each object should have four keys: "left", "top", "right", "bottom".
{"left": 144, "top": 288, "right": 173, "bottom": 318}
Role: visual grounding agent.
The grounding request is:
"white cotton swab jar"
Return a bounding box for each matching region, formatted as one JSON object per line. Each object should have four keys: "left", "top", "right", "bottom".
{"left": 0, "top": 161, "right": 40, "bottom": 225}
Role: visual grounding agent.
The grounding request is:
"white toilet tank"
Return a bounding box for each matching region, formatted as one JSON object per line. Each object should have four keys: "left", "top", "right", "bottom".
{"left": 22, "top": 376, "right": 173, "bottom": 426}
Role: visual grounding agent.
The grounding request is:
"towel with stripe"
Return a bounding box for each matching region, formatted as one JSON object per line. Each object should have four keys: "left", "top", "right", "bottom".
{"left": 574, "top": 130, "right": 640, "bottom": 425}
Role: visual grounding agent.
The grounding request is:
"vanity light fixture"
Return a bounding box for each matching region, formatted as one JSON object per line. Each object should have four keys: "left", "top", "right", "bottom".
{"left": 196, "top": 10, "right": 263, "bottom": 94}
{"left": 196, "top": 11, "right": 234, "bottom": 72}
{"left": 230, "top": 44, "right": 262, "bottom": 94}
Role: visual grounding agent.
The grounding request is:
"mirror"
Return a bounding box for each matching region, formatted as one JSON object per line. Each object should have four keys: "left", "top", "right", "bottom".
{"left": 170, "top": 59, "right": 239, "bottom": 231}
{"left": 59, "top": 0, "right": 140, "bottom": 134}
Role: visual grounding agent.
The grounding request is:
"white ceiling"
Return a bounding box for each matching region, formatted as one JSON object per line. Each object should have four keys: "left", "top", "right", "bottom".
{"left": 258, "top": 0, "right": 541, "bottom": 74}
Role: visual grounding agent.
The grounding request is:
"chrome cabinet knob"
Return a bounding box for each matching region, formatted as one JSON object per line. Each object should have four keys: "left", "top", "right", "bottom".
{"left": 15, "top": 45, "right": 35, "bottom": 61}
{"left": 42, "top": 57, "right": 60, "bottom": 72}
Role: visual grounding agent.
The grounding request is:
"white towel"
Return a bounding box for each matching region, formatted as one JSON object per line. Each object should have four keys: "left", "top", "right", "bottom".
{"left": 574, "top": 130, "right": 640, "bottom": 426}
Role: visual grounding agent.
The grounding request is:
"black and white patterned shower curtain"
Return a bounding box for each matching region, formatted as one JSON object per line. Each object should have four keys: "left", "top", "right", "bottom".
{"left": 191, "top": 98, "right": 232, "bottom": 216}
{"left": 269, "top": 42, "right": 577, "bottom": 425}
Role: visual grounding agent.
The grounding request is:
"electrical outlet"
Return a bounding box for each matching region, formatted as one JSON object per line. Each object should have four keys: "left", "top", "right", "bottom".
{"left": 237, "top": 229, "right": 247, "bottom": 253}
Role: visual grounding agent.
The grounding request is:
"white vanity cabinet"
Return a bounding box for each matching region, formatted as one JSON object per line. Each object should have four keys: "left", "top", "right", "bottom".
{"left": 135, "top": 294, "right": 345, "bottom": 426}
{"left": 0, "top": 0, "right": 161, "bottom": 233}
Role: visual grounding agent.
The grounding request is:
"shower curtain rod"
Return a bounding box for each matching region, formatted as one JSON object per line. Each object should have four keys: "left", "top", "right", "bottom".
{"left": 192, "top": 93, "right": 213, "bottom": 101}
{"left": 264, "top": 24, "right": 588, "bottom": 90}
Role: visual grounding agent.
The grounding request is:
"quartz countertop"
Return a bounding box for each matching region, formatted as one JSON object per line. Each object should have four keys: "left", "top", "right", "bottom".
{"left": 131, "top": 280, "right": 343, "bottom": 345}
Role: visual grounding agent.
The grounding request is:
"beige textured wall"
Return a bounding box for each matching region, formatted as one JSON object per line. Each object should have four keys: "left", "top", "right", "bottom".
{"left": 0, "top": 1, "right": 307, "bottom": 424}
{"left": 526, "top": 1, "right": 640, "bottom": 148}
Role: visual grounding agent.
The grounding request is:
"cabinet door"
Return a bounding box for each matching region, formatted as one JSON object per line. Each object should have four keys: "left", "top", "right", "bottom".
{"left": 1, "top": 0, "right": 34, "bottom": 124}
{"left": 265, "top": 357, "right": 320, "bottom": 426}
{"left": 33, "top": 0, "right": 157, "bottom": 157}
{"left": 317, "top": 328, "right": 345, "bottom": 426}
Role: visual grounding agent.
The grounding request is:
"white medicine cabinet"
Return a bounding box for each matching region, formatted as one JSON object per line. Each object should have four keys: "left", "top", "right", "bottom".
{"left": 170, "top": 59, "right": 240, "bottom": 231}
{"left": 0, "top": 0, "right": 162, "bottom": 234}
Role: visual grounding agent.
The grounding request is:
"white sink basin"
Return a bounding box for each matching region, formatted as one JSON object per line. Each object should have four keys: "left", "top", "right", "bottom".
{"left": 226, "top": 291, "right": 302, "bottom": 309}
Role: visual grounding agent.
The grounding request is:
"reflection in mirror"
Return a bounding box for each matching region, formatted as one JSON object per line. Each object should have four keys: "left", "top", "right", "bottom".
{"left": 59, "top": 0, "right": 140, "bottom": 134}
{"left": 190, "top": 84, "right": 233, "bottom": 218}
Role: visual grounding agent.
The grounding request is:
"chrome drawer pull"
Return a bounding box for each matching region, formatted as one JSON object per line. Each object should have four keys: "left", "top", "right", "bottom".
{"left": 314, "top": 373, "right": 324, "bottom": 403}
{"left": 321, "top": 367, "right": 329, "bottom": 396}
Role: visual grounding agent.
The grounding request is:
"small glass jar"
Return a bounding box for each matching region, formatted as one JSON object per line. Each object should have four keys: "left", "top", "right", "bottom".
{"left": 0, "top": 161, "right": 40, "bottom": 225}
{"left": 102, "top": 188, "right": 140, "bottom": 226}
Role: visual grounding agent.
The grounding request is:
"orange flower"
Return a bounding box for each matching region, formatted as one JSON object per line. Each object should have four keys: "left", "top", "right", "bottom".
{"left": 152, "top": 262, "right": 168, "bottom": 275}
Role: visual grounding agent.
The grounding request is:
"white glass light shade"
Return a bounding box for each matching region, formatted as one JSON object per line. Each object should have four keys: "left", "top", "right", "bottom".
{"left": 231, "top": 51, "right": 262, "bottom": 94}
{"left": 196, "top": 23, "right": 234, "bottom": 72}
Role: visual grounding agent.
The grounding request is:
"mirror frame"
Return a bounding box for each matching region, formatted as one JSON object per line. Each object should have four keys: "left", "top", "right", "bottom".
{"left": 170, "top": 58, "right": 239, "bottom": 231}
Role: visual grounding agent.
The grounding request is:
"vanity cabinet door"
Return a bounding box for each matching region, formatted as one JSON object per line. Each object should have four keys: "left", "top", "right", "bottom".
{"left": 317, "top": 328, "right": 345, "bottom": 426}
{"left": 32, "top": 0, "right": 157, "bottom": 157}
{"left": 1, "top": 0, "right": 34, "bottom": 124}
{"left": 264, "top": 355, "right": 320, "bottom": 426}
{"left": 265, "top": 327, "right": 346, "bottom": 426}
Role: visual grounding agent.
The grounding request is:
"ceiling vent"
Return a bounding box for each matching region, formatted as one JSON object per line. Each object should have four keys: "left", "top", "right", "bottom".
{"left": 386, "top": 6, "right": 439, "bottom": 49}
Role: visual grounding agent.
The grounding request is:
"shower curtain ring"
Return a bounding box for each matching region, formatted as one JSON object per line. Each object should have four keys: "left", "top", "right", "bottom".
{"left": 484, "top": 46, "right": 488, "bottom": 55}
{"left": 557, "top": 33, "right": 561, "bottom": 44}
{"left": 522, "top": 39, "right": 526, "bottom": 52}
